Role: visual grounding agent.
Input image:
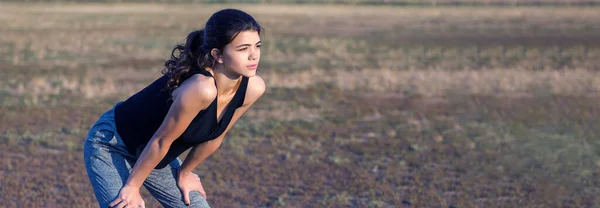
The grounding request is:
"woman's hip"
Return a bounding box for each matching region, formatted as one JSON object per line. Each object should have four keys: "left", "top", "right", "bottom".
{"left": 83, "top": 102, "right": 131, "bottom": 158}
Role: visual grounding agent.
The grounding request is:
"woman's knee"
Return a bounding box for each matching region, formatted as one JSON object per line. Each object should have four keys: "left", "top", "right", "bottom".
{"left": 188, "top": 191, "right": 210, "bottom": 208}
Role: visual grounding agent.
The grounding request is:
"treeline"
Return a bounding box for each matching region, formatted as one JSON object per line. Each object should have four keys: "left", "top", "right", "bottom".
{"left": 4, "top": 0, "right": 599, "bottom": 6}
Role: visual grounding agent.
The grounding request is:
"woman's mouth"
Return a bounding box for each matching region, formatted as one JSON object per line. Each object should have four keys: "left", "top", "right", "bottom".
{"left": 247, "top": 64, "right": 258, "bottom": 70}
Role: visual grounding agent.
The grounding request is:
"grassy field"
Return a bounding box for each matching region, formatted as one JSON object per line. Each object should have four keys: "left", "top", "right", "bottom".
{"left": 1, "top": 3, "right": 600, "bottom": 207}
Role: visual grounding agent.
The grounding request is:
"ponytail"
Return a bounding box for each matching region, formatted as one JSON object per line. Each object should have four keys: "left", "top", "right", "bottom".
{"left": 162, "top": 29, "right": 213, "bottom": 92}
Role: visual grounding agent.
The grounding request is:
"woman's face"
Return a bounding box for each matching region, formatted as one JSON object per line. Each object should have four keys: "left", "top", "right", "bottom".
{"left": 216, "top": 30, "right": 261, "bottom": 78}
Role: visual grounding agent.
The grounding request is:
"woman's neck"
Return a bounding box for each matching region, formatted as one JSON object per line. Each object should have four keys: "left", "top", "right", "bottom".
{"left": 207, "top": 66, "right": 241, "bottom": 97}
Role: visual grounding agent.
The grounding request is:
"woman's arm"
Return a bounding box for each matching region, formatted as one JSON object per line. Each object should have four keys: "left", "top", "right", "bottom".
{"left": 175, "top": 76, "right": 265, "bottom": 205}
{"left": 125, "top": 75, "right": 217, "bottom": 188}
{"left": 178, "top": 75, "right": 266, "bottom": 175}
{"left": 178, "top": 104, "right": 250, "bottom": 175}
{"left": 109, "top": 75, "right": 216, "bottom": 208}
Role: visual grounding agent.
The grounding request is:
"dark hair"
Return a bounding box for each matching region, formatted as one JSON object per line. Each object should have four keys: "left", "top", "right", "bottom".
{"left": 162, "top": 8, "right": 263, "bottom": 91}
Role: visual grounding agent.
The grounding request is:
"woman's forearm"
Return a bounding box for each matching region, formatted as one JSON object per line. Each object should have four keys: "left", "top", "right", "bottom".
{"left": 178, "top": 137, "right": 224, "bottom": 176}
{"left": 125, "top": 138, "right": 171, "bottom": 188}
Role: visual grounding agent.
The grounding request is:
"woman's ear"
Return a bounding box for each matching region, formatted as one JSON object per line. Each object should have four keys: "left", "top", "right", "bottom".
{"left": 211, "top": 48, "right": 224, "bottom": 64}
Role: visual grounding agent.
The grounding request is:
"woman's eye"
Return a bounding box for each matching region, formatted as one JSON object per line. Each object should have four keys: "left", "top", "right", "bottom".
{"left": 239, "top": 48, "right": 248, "bottom": 51}
{"left": 257, "top": 45, "right": 262, "bottom": 48}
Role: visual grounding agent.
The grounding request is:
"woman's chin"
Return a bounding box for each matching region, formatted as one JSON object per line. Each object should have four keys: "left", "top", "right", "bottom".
{"left": 242, "top": 70, "right": 258, "bottom": 77}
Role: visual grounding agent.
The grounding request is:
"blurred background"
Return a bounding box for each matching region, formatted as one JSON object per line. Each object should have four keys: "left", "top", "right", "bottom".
{"left": 1, "top": 0, "right": 600, "bottom": 207}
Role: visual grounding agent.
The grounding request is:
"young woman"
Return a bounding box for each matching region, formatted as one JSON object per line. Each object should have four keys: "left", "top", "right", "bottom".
{"left": 83, "top": 8, "right": 265, "bottom": 208}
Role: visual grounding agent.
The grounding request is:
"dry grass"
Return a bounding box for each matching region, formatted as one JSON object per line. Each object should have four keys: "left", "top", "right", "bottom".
{"left": 2, "top": 3, "right": 600, "bottom": 72}
{"left": 264, "top": 68, "right": 600, "bottom": 95}
{"left": 3, "top": 68, "right": 599, "bottom": 105}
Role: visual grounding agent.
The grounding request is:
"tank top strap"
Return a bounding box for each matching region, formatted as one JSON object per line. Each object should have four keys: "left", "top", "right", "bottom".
{"left": 192, "top": 67, "right": 213, "bottom": 78}
{"left": 234, "top": 76, "right": 249, "bottom": 108}
{"left": 189, "top": 68, "right": 218, "bottom": 87}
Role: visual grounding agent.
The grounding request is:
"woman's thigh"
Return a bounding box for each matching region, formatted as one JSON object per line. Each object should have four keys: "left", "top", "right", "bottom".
{"left": 84, "top": 126, "right": 134, "bottom": 208}
{"left": 83, "top": 107, "right": 135, "bottom": 208}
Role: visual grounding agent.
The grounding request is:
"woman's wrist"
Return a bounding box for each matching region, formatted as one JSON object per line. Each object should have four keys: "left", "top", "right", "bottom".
{"left": 123, "top": 182, "right": 143, "bottom": 189}
{"left": 177, "top": 168, "right": 192, "bottom": 178}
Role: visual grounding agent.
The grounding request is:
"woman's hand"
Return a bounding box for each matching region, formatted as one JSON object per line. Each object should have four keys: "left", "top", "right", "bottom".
{"left": 177, "top": 171, "right": 207, "bottom": 206}
{"left": 108, "top": 185, "right": 145, "bottom": 208}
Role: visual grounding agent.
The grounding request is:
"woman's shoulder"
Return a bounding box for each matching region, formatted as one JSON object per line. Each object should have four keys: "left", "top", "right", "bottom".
{"left": 242, "top": 75, "right": 266, "bottom": 107}
{"left": 173, "top": 73, "right": 217, "bottom": 102}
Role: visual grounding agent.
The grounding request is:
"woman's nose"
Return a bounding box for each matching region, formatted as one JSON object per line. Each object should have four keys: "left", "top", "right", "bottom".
{"left": 249, "top": 50, "right": 258, "bottom": 60}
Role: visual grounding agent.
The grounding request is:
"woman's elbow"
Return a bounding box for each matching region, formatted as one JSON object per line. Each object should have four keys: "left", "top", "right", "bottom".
{"left": 150, "top": 137, "right": 174, "bottom": 155}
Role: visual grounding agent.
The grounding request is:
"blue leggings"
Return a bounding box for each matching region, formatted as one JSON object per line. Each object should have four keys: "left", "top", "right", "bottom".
{"left": 83, "top": 104, "right": 210, "bottom": 208}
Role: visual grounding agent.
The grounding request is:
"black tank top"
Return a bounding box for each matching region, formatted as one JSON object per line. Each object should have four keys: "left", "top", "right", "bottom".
{"left": 114, "top": 70, "right": 248, "bottom": 169}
